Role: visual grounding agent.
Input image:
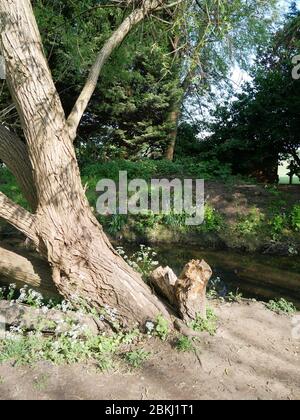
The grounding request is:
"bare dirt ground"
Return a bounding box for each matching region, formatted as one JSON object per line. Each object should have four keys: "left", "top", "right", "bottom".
{"left": 0, "top": 300, "right": 299, "bottom": 400}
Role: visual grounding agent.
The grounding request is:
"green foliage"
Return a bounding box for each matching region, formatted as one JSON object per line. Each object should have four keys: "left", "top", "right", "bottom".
{"left": 200, "top": 8, "right": 300, "bottom": 181}
{"left": 268, "top": 213, "right": 287, "bottom": 240}
{"left": 175, "top": 336, "right": 194, "bottom": 352}
{"left": 100, "top": 214, "right": 128, "bottom": 236}
{"left": 290, "top": 205, "right": 300, "bottom": 232}
{"left": 81, "top": 158, "right": 233, "bottom": 184}
{"left": 154, "top": 314, "right": 169, "bottom": 341}
{"left": 124, "top": 349, "right": 151, "bottom": 368}
{"left": 0, "top": 283, "right": 65, "bottom": 311}
{"left": 0, "top": 168, "right": 29, "bottom": 209}
{"left": 226, "top": 290, "right": 243, "bottom": 303}
{"left": 200, "top": 204, "right": 224, "bottom": 233}
{"left": 266, "top": 298, "right": 297, "bottom": 315}
{"left": 117, "top": 245, "right": 159, "bottom": 281}
{"left": 189, "top": 308, "right": 218, "bottom": 336}
{"left": 0, "top": 327, "right": 139, "bottom": 369}
{"left": 235, "top": 208, "right": 264, "bottom": 235}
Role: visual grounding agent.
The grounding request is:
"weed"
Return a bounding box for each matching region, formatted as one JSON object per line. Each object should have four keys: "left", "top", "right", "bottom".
{"left": 290, "top": 204, "right": 300, "bottom": 232}
{"left": 33, "top": 374, "right": 49, "bottom": 392}
{"left": 154, "top": 314, "right": 169, "bottom": 341}
{"left": 266, "top": 298, "right": 296, "bottom": 315}
{"left": 124, "top": 349, "right": 151, "bottom": 368}
{"left": 226, "top": 290, "right": 243, "bottom": 303}
{"left": 175, "top": 336, "right": 193, "bottom": 352}
{"left": 268, "top": 213, "right": 287, "bottom": 240}
{"left": 200, "top": 204, "right": 224, "bottom": 233}
{"left": 189, "top": 308, "right": 218, "bottom": 336}
{"left": 236, "top": 208, "right": 264, "bottom": 236}
{"left": 0, "top": 326, "right": 140, "bottom": 370}
{"left": 117, "top": 245, "right": 159, "bottom": 280}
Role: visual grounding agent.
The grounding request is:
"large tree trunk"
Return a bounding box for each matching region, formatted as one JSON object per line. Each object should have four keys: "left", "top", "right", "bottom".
{"left": 0, "top": 0, "right": 171, "bottom": 328}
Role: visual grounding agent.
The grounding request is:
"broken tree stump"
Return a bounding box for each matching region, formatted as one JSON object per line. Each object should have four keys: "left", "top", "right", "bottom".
{"left": 150, "top": 266, "right": 178, "bottom": 306}
{"left": 150, "top": 259, "right": 213, "bottom": 323}
{"left": 176, "top": 259, "right": 212, "bottom": 321}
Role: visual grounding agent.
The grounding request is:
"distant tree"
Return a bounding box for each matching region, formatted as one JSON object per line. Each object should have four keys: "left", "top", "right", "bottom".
{"left": 202, "top": 6, "right": 300, "bottom": 182}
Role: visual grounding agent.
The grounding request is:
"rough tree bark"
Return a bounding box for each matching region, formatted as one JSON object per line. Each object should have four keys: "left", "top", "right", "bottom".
{"left": 176, "top": 259, "right": 212, "bottom": 321}
{"left": 0, "top": 0, "right": 173, "bottom": 328}
{"left": 0, "top": 245, "right": 56, "bottom": 298}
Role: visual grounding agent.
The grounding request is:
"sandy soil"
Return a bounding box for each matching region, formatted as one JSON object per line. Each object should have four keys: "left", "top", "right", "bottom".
{"left": 0, "top": 300, "right": 299, "bottom": 400}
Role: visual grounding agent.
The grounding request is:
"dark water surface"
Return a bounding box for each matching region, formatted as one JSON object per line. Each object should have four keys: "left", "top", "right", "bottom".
{"left": 125, "top": 244, "right": 300, "bottom": 308}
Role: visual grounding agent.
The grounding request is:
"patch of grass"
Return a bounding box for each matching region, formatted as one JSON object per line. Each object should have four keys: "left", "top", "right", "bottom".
{"left": 266, "top": 298, "right": 297, "bottom": 315}
{"left": 189, "top": 308, "right": 218, "bottom": 336}
{"left": 0, "top": 328, "right": 139, "bottom": 370}
{"left": 124, "top": 349, "right": 151, "bottom": 368}
{"left": 175, "top": 336, "right": 194, "bottom": 352}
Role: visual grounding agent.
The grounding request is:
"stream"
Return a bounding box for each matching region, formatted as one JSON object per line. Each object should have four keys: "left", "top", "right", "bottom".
{"left": 125, "top": 244, "right": 300, "bottom": 309}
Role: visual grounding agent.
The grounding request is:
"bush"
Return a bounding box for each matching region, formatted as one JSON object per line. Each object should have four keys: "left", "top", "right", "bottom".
{"left": 200, "top": 204, "right": 224, "bottom": 232}
{"left": 266, "top": 298, "right": 296, "bottom": 315}
{"left": 290, "top": 205, "right": 300, "bottom": 232}
{"left": 235, "top": 208, "right": 264, "bottom": 235}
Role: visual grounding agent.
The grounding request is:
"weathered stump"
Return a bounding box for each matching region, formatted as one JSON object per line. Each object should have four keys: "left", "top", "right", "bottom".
{"left": 150, "top": 259, "right": 213, "bottom": 322}
{"left": 176, "top": 259, "right": 212, "bottom": 321}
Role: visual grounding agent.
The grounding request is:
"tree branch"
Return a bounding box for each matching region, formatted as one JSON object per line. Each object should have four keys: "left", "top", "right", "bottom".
{"left": 0, "top": 125, "right": 38, "bottom": 210}
{"left": 66, "top": 0, "right": 166, "bottom": 140}
{"left": 0, "top": 192, "right": 39, "bottom": 246}
{"left": 0, "top": 245, "right": 56, "bottom": 298}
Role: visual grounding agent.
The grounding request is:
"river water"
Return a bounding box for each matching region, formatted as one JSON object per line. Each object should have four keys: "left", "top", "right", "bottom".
{"left": 126, "top": 244, "right": 300, "bottom": 308}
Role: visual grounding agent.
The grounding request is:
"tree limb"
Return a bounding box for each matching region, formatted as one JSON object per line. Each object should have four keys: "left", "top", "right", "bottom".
{"left": 66, "top": 0, "right": 166, "bottom": 140}
{"left": 0, "top": 192, "right": 38, "bottom": 246}
{"left": 0, "top": 245, "right": 56, "bottom": 298}
{"left": 0, "top": 125, "right": 38, "bottom": 210}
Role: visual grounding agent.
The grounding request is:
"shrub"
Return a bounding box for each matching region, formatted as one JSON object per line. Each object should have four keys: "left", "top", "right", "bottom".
{"left": 175, "top": 336, "right": 193, "bottom": 352}
{"left": 124, "top": 349, "right": 151, "bottom": 368}
{"left": 266, "top": 298, "right": 296, "bottom": 315}
{"left": 235, "top": 208, "right": 264, "bottom": 235}
{"left": 290, "top": 204, "right": 300, "bottom": 232}
{"left": 189, "top": 308, "right": 218, "bottom": 336}
{"left": 154, "top": 314, "right": 169, "bottom": 341}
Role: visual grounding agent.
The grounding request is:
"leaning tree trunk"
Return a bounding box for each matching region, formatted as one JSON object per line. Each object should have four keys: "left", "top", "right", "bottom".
{"left": 0, "top": 0, "right": 170, "bottom": 328}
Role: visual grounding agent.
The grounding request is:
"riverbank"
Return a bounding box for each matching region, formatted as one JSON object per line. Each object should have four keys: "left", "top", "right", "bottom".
{"left": 104, "top": 182, "right": 300, "bottom": 255}
{"left": 0, "top": 300, "right": 299, "bottom": 400}
{"left": 1, "top": 161, "right": 299, "bottom": 255}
